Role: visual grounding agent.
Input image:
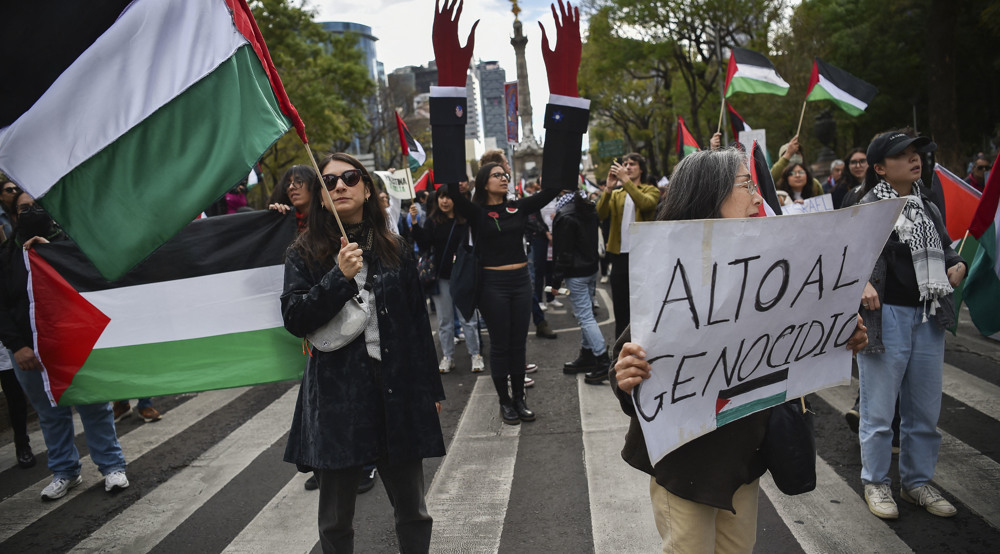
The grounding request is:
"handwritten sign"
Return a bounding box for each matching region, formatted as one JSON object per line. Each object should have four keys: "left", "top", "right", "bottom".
{"left": 782, "top": 193, "right": 834, "bottom": 215}
{"left": 375, "top": 169, "right": 412, "bottom": 200}
{"left": 627, "top": 199, "right": 905, "bottom": 464}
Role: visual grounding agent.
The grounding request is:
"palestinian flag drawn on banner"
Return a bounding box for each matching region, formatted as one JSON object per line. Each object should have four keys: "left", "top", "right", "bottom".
{"left": 716, "top": 369, "right": 788, "bottom": 426}
{"left": 727, "top": 102, "right": 752, "bottom": 141}
{"left": 29, "top": 211, "right": 303, "bottom": 406}
{"left": 963, "top": 151, "right": 1000, "bottom": 336}
{"left": 0, "top": 0, "right": 304, "bottom": 281}
{"left": 395, "top": 112, "right": 427, "bottom": 172}
{"left": 933, "top": 163, "right": 982, "bottom": 241}
{"left": 676, "top": 117, "right": 700, "bottom": 159}
{"left": 724, "top": 47, "right": 790, "bottom": 98}
{"left": 750, "top": 141, "right": 782, "bottom": 217}
{"left": 805, "top": 58, "right": 877, "bottom": 117}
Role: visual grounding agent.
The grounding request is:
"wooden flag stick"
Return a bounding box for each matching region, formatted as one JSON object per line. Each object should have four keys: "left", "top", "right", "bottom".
{"left": 302, "top": 141, "right": 347, "bottom": 238}
{"left": 717, "top": 97, "right": 726, "bottom": 134}
{"left": 956, "top": 230, "right": 971, "bottom": 258}
{"left": 795, "top": 100, "right": 808, "bottom": 138}
{"left": 404, "top": 166, "right": 416, "bottom": 201}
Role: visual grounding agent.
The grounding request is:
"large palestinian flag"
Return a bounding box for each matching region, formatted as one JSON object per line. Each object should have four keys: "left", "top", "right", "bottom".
{"left": 0, "top": 0, "right": 304, "bottom": 281}
{"left": 676, "top": 117, "right": 700, "bottom": 159}
{"left": 805, "top": 58, "right": 877, "bottom": 117}
{"left": 964, "top": 151, "right": 1000, "bottom": 337}
{"left": 29, "top": 211, "right": 303, "bottom": 406}
{"left": 724, "top": 47, "right": 790, "bottom": 98}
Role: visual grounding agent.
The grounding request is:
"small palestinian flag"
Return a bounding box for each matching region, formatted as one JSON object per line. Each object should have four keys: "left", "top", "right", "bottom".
{"left": 0, "top": 0, "right": 303, "bottom": 281}
{"left": 750, "top": 141, "right": 782, "bottom": 217}
{"left": 933, "top": 163, "right": 982, "bottom": 242}
{"left": 724, "top": 47, "right": 790, "bottom": 98}
{"left": 727, "top": 102, "right": 752, "bottom": 141}
{"left": 716, "top": 369, "right": 788, "bottom": 426}
{"left": 805, "top": 58, "right": 878, "bottom": 117}
{"left": 29, "top": 211, "right": 303, "bottom": 406}
{"left": 676, "top": 117, "right": 700, "bottom": 159}
{"left": 396, "top": 112, "right": 427, "bottom": 172}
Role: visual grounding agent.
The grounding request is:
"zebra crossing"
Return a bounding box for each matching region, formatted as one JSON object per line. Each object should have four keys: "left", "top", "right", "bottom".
{"left": 1, "top": 334, "right": 998, "bottom": 552}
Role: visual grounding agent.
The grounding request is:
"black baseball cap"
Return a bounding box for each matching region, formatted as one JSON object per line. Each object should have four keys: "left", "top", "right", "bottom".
{"left": 866, "top": 132, "right": 936, "bottom": 165}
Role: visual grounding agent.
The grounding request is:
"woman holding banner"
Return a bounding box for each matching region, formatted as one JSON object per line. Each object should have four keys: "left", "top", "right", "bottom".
{"left": 280, "top": 152, "right": 445, "bottom": 552}
{"left": 611, "top": 148, "right": 869, "bottom": 553}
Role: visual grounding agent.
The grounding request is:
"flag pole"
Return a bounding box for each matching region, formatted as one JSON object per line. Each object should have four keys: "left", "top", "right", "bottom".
{"left": 717, "top": 98, "right": 726, "bottom": 134}
{"left": 404, "top": 166, "right": 416, "bottom": 201}
{"left": 795, "top": 100, "right": 808, "bottom": 138}
{"left": 302, "top": 141, "right": 348, "bottom": 238}
{"left": 956, "top": 230, "right": 971, "bottom": 257}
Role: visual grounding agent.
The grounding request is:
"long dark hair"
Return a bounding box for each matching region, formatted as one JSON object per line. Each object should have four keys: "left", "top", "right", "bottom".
{"left": 292, "top": 153, "right": 401, "bottom": 269}
{"left": 268, "top": 165, "right": 318, "bottom": 209}
{"left": 778, "top": 162, "right": 817, "bottom": 200}
{"left": 657, "top": 148, "right": 745, "bottom": 221}
{"left": 837, "top": 147, "right": 866, "bottom": 189}
{"left": 472, "top": 162, "right": 503, "bottom": 206}
{"left": 427, "top": 183, "right": 466, "bottom": 225}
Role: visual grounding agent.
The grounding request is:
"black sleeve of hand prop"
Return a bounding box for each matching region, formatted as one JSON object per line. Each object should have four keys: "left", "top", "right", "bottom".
{"left": 430, "top": 96, "right": 468, "bottom": 185}
{"left": 541, "top": 103, "right": 589, "bottom": 191}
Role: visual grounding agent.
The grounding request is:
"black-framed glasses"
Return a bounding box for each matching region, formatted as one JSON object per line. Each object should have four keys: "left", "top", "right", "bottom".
{"left": 733, "top": 175, "right": 756, "bottom": 195}
{"left": 322, "top": 169, "right": 363, "bottom": 190}
{"left": 849, "top": 159, "right": 867, "bottom": 166}
{"left": 287, "top": 178, "right": 310, "bottom": 189}
{"left": 975, "top": 165, "right": 990, "bottom": 171}
{"left": 790, "top": 170, "right": 807, "bottom": 177}
{"left": 490, "top": 171, "right": 511, "bottom": 182}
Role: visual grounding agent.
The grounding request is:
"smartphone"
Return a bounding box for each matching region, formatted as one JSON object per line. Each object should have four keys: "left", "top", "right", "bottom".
{"left": 613, "top": 157, "right": 621, "bottom": 165}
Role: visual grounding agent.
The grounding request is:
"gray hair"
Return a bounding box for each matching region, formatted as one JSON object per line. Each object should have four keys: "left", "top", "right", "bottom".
{"left": 830, "top": 159, "right": 845, "bottom": 171}
{"left": 657, "top": 147, "right": 748, "bottom": 221}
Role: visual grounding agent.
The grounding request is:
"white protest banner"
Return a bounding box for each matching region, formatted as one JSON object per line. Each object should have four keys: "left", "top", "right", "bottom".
{"left": 376, "top": 169, "right": 413, "bottom": 200}
{"left": 781, "top": 193, "right": 834, "bottom": 215}
{"left": 738, "top": 129, "right": 767, "bottom": 158}
{"left": 627, "top": 199, "right": 905, "bottom": 465}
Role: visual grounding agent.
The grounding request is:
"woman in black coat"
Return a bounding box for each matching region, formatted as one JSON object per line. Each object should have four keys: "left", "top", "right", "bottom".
{"left": 280, "top": 152, "right": 445, "bottom": 553}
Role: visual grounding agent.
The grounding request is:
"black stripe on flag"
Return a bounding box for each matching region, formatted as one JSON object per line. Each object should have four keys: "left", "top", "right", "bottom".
{"left": 752, "top": 142, "right": 783, "bottom": 215}
{"left": 36, "top": 210, "right": 298, "bottom": 292}
{"left": 731, "top": 47, "right": 778, "bottom": 70}
{"left": 718, "top": 369, "right": 788, "bottom": 400}
{"left": 815, "top": 58, "right": 877, "bottom": 106}
{"left": 0, "top": 1, "right": 133, "bottom": 128}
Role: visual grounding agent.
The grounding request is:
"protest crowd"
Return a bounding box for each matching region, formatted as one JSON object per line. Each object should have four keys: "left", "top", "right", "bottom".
{"left": 1, "top": 0, "right": 996, "bottom": 553}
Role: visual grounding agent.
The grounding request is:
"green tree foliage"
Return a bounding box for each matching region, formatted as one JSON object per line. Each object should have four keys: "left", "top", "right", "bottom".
{"left": 246, "top": 0, "right": 374, "bottom": 207}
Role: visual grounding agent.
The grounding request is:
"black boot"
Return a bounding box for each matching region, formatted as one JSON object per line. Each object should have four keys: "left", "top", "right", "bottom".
{"left": 584, "top": 350, "right": 612, "bottom": 384}
{"left": 563, "top": 348, "right": 596, "bottom": 374}
{"left": 494, "top": 377, "right": 520, "bottom": 425}
{"left": 511, "top": 376, "right": 535, "bottom": 422}
{"left": 535, "top": 320, "right": 558, "bottom": 339}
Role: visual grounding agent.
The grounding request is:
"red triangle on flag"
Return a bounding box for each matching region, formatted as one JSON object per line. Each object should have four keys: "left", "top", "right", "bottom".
{"left": 934, "top": 164, "right": 981, "bottom": 241}
{"left": 28, "top": 250, "right": 110, "bottom": 404}
{"left": 716, "top": 397, "right": 730, "bottom": 414}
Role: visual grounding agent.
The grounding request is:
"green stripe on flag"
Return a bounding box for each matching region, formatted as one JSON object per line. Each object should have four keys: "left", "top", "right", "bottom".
{"left": 726, "top": 77, "right": 790, "bottom": 98}
{"left": 965, "top": 223, "right": 1000, "bottom": 336}
{"left": 806, "top": 85, "right": 865, "bottom": 117}
{"left": 682, "top": 144, "right": 699, "bottom": 157}
{"left": 716, "top": 391, "right": 786, "bottom": 427}
{"left": 40, "top": 44, "right": 291, "bottom": 280}
{"left": 58, "top": 328, "right": 302, "bottom": 405}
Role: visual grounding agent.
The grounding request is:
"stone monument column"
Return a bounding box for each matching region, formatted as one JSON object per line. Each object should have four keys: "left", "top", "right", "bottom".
{"left": 509, "top": 2, "right": 543, "bottom": 181}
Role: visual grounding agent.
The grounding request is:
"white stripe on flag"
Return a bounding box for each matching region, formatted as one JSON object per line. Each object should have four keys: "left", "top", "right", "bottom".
{"left": 83, "top": 266, "right": 286, "bottom": 349}
{"left": 719, "top": 380, "right": 786, "bottom": 414}
{"left": 815, "top": 73, "right": 868, "bottom": 111}
{"left": 0, "top": 0, "right": 247, "bottom": 196}
{"left": 731, "top": 64, "right": 790, "bottom": 88}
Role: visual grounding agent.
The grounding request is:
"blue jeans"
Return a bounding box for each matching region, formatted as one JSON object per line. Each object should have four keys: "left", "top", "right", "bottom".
{"left": 566, "top": 273, "right": 606, "bottom": 356}
{"left": 12, "top": 353, "right": 126, "bottom": 478}
{"left": 857, "top": 304, "right": 944, "bottom": 489}
{"left": 432, "top": 279, "right": 480, "bottom": 359}
{"left": 136, "top": 397, "right": 153, "bottom": 410}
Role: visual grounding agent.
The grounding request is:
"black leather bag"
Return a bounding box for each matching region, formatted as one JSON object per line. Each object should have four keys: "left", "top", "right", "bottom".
{"left": 763, "top": 397, "right": 817, "bottom": 495}
{"left": 449, "top": 229, "right": 479, "bottom": 321}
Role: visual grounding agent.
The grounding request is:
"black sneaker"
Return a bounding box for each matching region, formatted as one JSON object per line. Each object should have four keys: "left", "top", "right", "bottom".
{"left": 304, "top": 474, "right": 318, "bottom": 491}
{"left": 16, "top": 444, "right": 36, "bottom": 469}
{"left": 358, "top": 467, "right": 377, "bottom": 494}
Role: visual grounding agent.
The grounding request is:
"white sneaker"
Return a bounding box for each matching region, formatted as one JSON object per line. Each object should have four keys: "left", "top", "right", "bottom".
{"left": 438, "top": 356, "right": 454, "bottom": 373}
{"left": 525, "top": 363, "right": 538, "bottom": 374}
{"left": 41, "top": 475, "right": 83, "bottom": 500}
{"left": 901, "top": 484, "right": 957, "bottom": 517}
{"left": 538, "top": 302, "right": 547, "bottom": 312}
{"left": 549, "top": 299, "right": 564, "bottom": 308}
{"left": 593, "top": 298, "right": 600, "bottom": 308}
{"left": 524, "top": 375, "right": 535, "bottom": 388}
{"left": 471, "top": 354, "right": 485, "bottom": 373}
{"left": 599, "top": 275, "right": 609, "bottom": 283}
{"left": 105, "top": 471, "right": 129, "bottom": 492}
{"left": 864, "top": 483, "right": 898, "bottom": 519}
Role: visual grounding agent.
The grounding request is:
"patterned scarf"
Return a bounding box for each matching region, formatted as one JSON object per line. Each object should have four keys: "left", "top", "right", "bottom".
{"left": 342, "top": 220, "right": 375, "bottom": 251}
{"left": 873, "top": 179, "right": 952, "bottom": 314}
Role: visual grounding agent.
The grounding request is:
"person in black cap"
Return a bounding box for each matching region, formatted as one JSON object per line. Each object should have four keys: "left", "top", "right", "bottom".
{"left": 852, "top": 128, "right": 966, "bottom": 521}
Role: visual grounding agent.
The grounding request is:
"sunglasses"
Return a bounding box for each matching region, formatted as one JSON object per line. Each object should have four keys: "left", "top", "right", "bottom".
{"left": 3, "top": 186, "right": 18, "bottom": 194}
{"left": 975, "top": 165, "right": 990, "bottom": 171}
{"left": 322, "top": 169, "right": 363, "bottom": 190}
{"left": 490, "top": 171, "right": 511, "bottom": 181}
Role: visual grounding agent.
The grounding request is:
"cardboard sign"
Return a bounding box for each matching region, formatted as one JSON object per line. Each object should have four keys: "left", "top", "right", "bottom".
{"left": 738, "top": 129, "right": 767, "bottom": 159}
{"left": 375, "top": 169, "right": 413, "bottom": 200}
{"left": 782, "top": 193, "right": 834, "bottom": 215}
{"left": 627, "top": 199, "right": 905, "bottom": 464}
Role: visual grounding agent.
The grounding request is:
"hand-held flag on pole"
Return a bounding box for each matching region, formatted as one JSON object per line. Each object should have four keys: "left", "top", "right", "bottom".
{"left": 724, "top": 47, "right": 790, "bottom": 98}
{"left": 963, "top": 151, "right": 1000, "bottom": 336}
{"left": 933, "top": 163, "right": 982, "bottom": 242}
{"left": 0, "top": 0, "right": 305, "bottom": 280}
{"left": 395, "top": 112, "right": 426, "bottom": 172}
{"left": 727, "top": 102, "right": 752, "bottom": 141}
{"left": 750, "top": 141, "right": 782, "bottom": 217}
{"left": 805, "top": 58, "right": 878, "bottom": 117}
{"left": 676, "top": 116, "right": 700, "bottom": 159}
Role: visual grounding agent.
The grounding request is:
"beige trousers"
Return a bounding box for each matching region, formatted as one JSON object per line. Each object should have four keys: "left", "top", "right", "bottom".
{"left": 649, "top": 477, "right": 759, "bottom": 554}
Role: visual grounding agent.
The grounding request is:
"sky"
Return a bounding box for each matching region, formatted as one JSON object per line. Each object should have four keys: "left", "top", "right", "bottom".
{"left": 312, "top": 0, "right": 589, "bottom": 144}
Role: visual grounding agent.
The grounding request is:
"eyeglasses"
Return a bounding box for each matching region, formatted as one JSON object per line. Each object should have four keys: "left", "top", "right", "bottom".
{"left": 789, "top": 170, "right": 807, "bottom": 177}
{"left": 490, "top": 171, "right": 511, "bottom": 182}
{"left": 733, "top": 175, "right": 756, "bottom": 195}
{"left": 321, "top": 169, "right": 363, "bottom": 190}
{"left": 3, "top": 186, "right": 18, "bottom": 194}
{"left": 849, "top": 159, "right": 867, "bottom": 166}
{"left": 287, "top": 178, "right": 310, "bottom": 189}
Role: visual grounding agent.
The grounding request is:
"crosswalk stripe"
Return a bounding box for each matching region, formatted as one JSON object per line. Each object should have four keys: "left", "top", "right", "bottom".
{"left": 578, "top": 374, "right": 661, "bottom": 553}
{"left": 426, "top": 376, "right": 520, "bottom": 553}
{"left": 221, "top": 472, "right": 318, "bottom": 554}
{"left": 0, "top": 411, "right": 82, "bottom": 474}
{"left": 0, "top": 386, "right": 249, "bottom": 543}
{"left": 69, "top": 387, "right": 297, "bottom": 553}
{"left": 942, "top": 362, "right": 1000, "bottom": 422}
{"left": 760, "top": 458, "right": 913, "bottom": 553}
{"left": 815, "top": 383, "right": 1000, "bottom": 530}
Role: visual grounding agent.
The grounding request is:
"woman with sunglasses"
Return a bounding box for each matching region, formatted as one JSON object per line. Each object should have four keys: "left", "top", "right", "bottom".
{"left": 267, "top": 165, "right": 317, "bottom": 233}
{"left": 776, "top": 162, "right": 822, "bottom": 205}
{"left": 280, "top": 152, "right": 445, "bottom": 552}
{"left": 612, "top": 148, "right": 869, "bottom": 552}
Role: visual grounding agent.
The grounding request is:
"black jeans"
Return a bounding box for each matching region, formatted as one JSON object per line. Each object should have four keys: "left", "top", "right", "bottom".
{"left": 608, "top": 252, "right": 630, "bottom": 340}
{"left": 315, "top": 458, "right": 431, "bottom": 554}
{"left": 0, "top": 367, "right": 29, "bottom": 447}
{"left": 477, "top": 266, "right": 531, "bottom": 382}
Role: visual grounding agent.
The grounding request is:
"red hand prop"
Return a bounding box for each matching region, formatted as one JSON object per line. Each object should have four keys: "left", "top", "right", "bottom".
{"left": 432, "top": 0, "right": 479, "bottom": 87}
{"left": 539, "top": 0, "right": 581, "bottom": 97}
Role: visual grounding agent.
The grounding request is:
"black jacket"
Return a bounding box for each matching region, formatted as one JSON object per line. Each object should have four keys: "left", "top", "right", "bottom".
{"left": 552, "top": 198, "right": 600, "bottom": 279}
{"left": 411, "top": 217, "right": 466, "bottom": 280}
{"left": 280, "top": 240, "right": 446, "bottom": 471}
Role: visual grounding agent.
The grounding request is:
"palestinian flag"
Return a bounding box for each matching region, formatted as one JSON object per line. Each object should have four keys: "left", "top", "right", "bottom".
{"left": 933, "top": 163, "right": 982, "bottom": 241}
{"left": 396, "top": 112, "right": 427, "bottom": 172}
{"left": 29, "top": 211, "right": 303, "bottom": 406}
{"left": 963, "top": 151, "right": 1000, "bottom": 336}
{"left": 724, "top": 47, "right": 790, "bottom": 98}
{"left": 0, "top": 0, "right": 304, "bottom": 281}
{"left": 727, "top": 102, "right": 752, "bottom": 141}
{"left": 414, "top": 169, "right": 436, "bottom": 192}
{"left": 805, "top": 58, "right": 877, "bottom": 117}
{"left": 750, "top": 141, "right": 782, "bottom": 217}
{"left": 676, "top": 117, "right": 700, "bottom": 159}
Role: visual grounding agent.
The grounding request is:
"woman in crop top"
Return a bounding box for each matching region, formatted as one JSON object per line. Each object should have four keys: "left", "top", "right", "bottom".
{"left": 448, "top": 164, "right": 560, "bottom": 424}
